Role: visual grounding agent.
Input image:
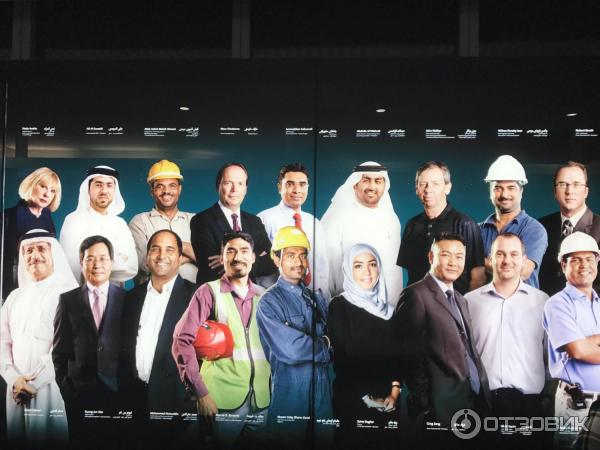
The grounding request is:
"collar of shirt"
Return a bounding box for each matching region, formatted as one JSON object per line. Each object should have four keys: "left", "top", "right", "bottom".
{"left": 430, "top": 273, "right": 453, "bottom": 293}
{"left": 423, "top": 202, "right": 452, "bottom": 222}
{"left": 352, "top": 198, "right": 384, "bottom": 213}
{"left": 564, "top": 282, "right": 600, "bottom": 303}
{"left": 218, "top": 200, "right": 241, "bottom": 217}
{"left": 218, "top": 274, "right": 257, "bottom": 301}
{"left": 276, "top": 276, "right": 305, "bottom": 298}
{"left": 480, "top": 279, "right": 529, "bottom": 299}
{"left": 149, "top": 207, "right": 185, "bottom": 221}
{"left": 277, "top": 201, "right": 303, "bottom": 216}
{"left": 147, "top": 274, "right": 178, "bottom": 296}
{"left": 86, "top": 206, "right": 112, "bottom": 218}
{"left": 482, "top": 209, "right": 528, "bottom": 227}
{"left": 87, "top": 280, "right": 110, "bottom": 297}
{"left": 561, "top": 207, "right": 588, "bottom": 229}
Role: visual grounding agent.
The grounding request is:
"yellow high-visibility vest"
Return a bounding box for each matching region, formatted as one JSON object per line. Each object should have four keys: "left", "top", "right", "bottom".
{"left": 200, "top": 280, "right": 271, "bottom": 410}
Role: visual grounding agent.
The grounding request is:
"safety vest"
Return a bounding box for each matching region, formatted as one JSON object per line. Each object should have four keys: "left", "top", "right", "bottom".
{"left": 199, "top": 280, "right": 271, "bottom": 410}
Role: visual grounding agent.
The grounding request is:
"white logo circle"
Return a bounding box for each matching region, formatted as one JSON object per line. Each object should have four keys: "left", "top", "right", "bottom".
{"left": 451, "top": 408, "right": 481, "bottom": 439}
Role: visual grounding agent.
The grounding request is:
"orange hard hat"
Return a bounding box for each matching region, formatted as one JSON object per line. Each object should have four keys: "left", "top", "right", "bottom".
{"left": 193, "top": 320, "right": 234, "bottom": 361}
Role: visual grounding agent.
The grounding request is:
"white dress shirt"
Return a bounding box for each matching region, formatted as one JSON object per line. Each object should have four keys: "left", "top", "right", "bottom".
{"left": 561, "top": 206, "right": 587, "bottom": 229}
{"left": 465, "top": 280, "right": 549, "bottom": 394}
{"left": 135, "top": 275, "right": 178, "bottom": 383}
{"left": 218, "top": 201, "right": 242, "bottom": 230}
{"left": 258, "top": 201, "right": 330, "bottom": 298}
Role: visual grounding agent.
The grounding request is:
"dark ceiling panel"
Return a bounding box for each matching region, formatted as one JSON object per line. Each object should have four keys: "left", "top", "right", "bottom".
{"left": 252, "top": 0, "right": 458, "bottom": 48}
{"left": 36, "top": 1, "right": 231, "bottom": 50}
{"left": 0, "top": 2, "right": 12, "bottom": 50}
{"left": 480, "top": 0, "right": 600, "bottom": 43}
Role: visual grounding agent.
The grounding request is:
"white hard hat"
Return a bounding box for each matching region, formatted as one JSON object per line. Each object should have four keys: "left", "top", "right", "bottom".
{"left": 557, "top": 231, "right": 600, "bottom": 262}
{"left": 484, "top": 155, "right": 528, "bottom": 185}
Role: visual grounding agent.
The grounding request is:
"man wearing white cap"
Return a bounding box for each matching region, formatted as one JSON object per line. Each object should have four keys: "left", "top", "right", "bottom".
{"left": 0, "top": 229, "right": 77, "bottom": 445}
{"left": 543, "top": 232, "right": 600, "bottom": 449}
{"left": 479, "top": 155, "right": 548, "bottom": 288}
{"left": 129, "top": 160, "right": 197, "bottom": 285}
{"left": 59, "top": 165, "right": 137, "bottom": 283}
{"left": 321, "top": 161, "right": 402, "bottom": 304}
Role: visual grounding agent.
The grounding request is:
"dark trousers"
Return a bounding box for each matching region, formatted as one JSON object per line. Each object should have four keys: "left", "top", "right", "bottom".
{"left": 490, "top": 388, "right": 545, "bottom": 450}
{"left": 120, "top": 380, "right": 200, "bottom": 450}
{"left": 64, "top": 383, "right": 120, "bottom": 450}
{"left": 414, "top": 390, "right": 489, "bottom": 450}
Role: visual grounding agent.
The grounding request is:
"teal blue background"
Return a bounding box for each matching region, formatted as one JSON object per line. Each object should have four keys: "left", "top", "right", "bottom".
{"left": 3, "top": 59, "right": 599, "bottom": 246}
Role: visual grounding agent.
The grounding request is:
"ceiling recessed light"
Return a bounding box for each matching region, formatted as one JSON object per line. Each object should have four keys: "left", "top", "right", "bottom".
{"left": 376, "top": 108, "right": 386, "bottom": 113}
{"left": 179, "top": 106, "right": 190, "bottom": 111}
{"left": 566, "top": 112, "right": 577, "bottom": 117}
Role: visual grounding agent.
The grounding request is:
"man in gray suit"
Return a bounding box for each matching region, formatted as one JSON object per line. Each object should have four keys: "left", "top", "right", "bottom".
{"left": 397, "top": 232, "right": 490, "bottom": 446}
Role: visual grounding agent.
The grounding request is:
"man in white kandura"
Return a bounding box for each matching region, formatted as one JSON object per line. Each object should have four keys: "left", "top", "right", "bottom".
{"left": 59, "top": 165, "right": 137, "bottom": 283}
{"left": 0, "top": 229, "right": 78, "bottom": 445}
{"left": 321, "top": 161, "right": 402, "bottom": 304}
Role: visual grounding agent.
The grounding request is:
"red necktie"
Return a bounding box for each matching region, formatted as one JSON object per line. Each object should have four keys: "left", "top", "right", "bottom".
{"left": 293, "top": 213, "right": 312, "bottom": 285}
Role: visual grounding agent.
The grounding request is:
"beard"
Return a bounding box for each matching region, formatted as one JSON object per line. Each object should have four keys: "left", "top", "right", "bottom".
{"left": 229, "top": 262, "right": 249, "bottom": 278}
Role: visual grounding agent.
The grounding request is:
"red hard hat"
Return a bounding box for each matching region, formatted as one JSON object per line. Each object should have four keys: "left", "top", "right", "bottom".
{"left": 193, "top": 320, "right": 234, "bottom": 361}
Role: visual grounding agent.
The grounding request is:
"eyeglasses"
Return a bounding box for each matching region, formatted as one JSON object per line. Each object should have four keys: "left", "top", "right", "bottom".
{"left": 555, "top": 182, "right": 587, "bottom": 190}
{"left": 84, "top": 256, "right": 111, "bottom": 265}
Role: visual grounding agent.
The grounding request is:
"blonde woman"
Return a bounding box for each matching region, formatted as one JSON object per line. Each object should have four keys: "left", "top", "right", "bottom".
{"left": 2, "top": 167, "right": 61, "bottom": 299}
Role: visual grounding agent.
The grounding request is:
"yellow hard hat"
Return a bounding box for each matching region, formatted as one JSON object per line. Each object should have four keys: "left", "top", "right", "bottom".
{"left": 271, "top": 226, "right": 310, "bottom": 257}
{"left": 147, "top": 160, "right": 183, "bottom": 184}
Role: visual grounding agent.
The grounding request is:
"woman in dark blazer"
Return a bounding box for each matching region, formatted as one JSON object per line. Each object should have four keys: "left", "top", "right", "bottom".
{"left": 2, "top": 167, "right": 61, "bottom": 300}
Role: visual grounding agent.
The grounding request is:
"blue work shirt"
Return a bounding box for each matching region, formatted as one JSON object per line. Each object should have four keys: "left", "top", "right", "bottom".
{"left": 257, "top": 277, "right": 330, "bottom": 371}
{"left": 257, "top": 277, "right": 333, "bottom": 447}
{"left": 543, "top": 283, "right": 600, "bottom": 392}
{"left": 480, "top": 210, "right": 548, "bottom": 288}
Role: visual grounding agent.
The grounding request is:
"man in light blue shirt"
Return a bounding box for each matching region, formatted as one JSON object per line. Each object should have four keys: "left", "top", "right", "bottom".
{"left": 479, "top": 155, "right": 548, "bottom": 288}
{"left": 544, "top": 232, "right": 600, "bottom": 449}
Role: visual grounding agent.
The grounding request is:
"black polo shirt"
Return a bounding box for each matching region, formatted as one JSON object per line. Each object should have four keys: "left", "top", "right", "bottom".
{"left": 397, "top": 203, "right": 485, "bottom": 294}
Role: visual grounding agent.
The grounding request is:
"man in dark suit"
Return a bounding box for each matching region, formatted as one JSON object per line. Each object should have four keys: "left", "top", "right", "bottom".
{"left": 539, "top": 161, "right": 600, "bottom": 296}
{"left": 397, "top": 232, "right": 490, "bottom": 446}
{"left": 119, "top": 229, "right": 197, "bottom": 447}
{"left": 190, "top": 162, "right": 277, "bottom": 285}
{"left": 53, "top": 235, "right": 125, "bottom": 447}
